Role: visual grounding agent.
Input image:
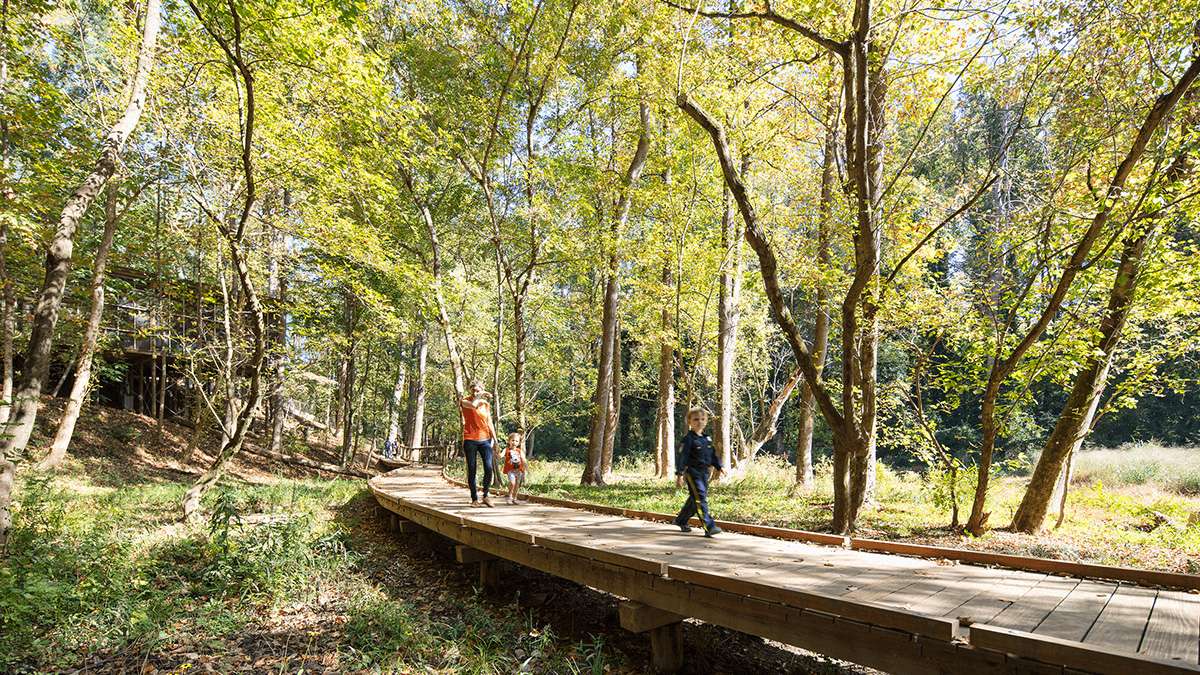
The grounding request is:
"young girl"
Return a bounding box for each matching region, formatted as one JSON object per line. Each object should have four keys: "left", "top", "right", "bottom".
{"left": 502, "top": 431, "right": 528, "bottom": 505}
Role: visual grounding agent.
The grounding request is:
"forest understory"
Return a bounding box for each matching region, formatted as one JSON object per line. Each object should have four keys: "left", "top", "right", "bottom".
{"left": 0, "top": 402, "right": 870, "bottom": 675}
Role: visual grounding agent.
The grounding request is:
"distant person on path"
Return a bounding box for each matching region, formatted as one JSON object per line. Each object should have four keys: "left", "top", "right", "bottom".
{"left": 503, "top": 431, "right": 528, "bottom": 505}
{"left": 461, "top": 382, "right": 496, "bottom": 507}
{"left": 673, "top": 408, "right": 723, "bottom": 537}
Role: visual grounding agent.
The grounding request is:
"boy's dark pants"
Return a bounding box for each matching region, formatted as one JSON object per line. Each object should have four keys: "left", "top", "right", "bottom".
{"left": 463, "top": 439, "right": 494, "bottom": 501}
{"left": 675, "top": 467, "right": 716, "bottom": 531}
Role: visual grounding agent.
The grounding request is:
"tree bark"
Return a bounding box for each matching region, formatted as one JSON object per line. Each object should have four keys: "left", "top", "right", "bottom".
{"left": 0, "top": 0, "right": 13, "bottom": 427}
{"left": 387, "top": 357, "right": 406, "bottom": 447}
{"left": 716, "top": 181, "right": 744, "bottom": 469}
{"left": 582, "top": 102, "right": 650, "bottom": 485}
{"left": 404, "top": 326, "right": 428, "bottom": 449}
{"left": 966, "top": 54, "right": 1200, "bottom": 534}
{"left": 0, "top": 0, "right": 161, "bottom": 457}
{"left": 601, "top": 314, "right": 621, "bottom": 477}
{"left": 38, "top": 182, "right": 121, "bottom": 469}
{"left": 655, "top": 261, "right": 675, "bottom": 478}
{"left": 0, "top": 219, "right": 13, "bottom": 427}
{"left": 266, "top": 198, "right": 288, "bottom": 454}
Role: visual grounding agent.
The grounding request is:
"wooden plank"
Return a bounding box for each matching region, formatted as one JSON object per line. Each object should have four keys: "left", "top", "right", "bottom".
{"left": 851, "top": 538, "right": 1200, "bottom": 592}
{"left": 1141, "top": 591, "right": 1200, "bottom": 664}
{"left": 950, "top": 572, "right": 1049, "bottom": 628}
{"left": 988, "top": 576, "right": 1080, "bottom": 633}
{"left": 971, "top": 623, "right": 1200, "bottom": 675}
{"left": 667, "top": 564, "right": 958, "bottom": 640}
{"left": 1034, "top": 580, "right": 1116, "bottom": 642}
{"left": 537, "top": 536, "right": 668, "bottom": 576}
{"left": 1083, "top": 584, "right": 1157, "bottom": 653}
{"left": 461, "top": 517, "right": 536, "bottom": 544}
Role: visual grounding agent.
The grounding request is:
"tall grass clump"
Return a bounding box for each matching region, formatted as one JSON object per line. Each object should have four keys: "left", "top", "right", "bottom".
{"left": 1074, "top": 444, "right": 1200, "bottom": 494}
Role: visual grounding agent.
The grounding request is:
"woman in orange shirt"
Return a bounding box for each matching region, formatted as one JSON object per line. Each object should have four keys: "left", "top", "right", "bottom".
{"left": 460, "top": 382, "right": 497, "bottom": 507}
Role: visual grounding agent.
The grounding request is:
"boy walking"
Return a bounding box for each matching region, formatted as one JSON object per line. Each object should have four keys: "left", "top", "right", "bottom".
{"left": 673, "top": 408, "right": 723, "bottom": 537}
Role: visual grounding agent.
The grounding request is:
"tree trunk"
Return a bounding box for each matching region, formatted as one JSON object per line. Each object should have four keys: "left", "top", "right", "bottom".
{"left": 0, "top": 458, "right": 11, "bottom": 551}
{"left": 340, "top": 345, "right": 357, "bottom": 467}
{"left": 966, "top": 55, "right": 1200, "bottom": 534}
{"left": 38, "top": 182, "right": 120, "bottom": 469}
{"left": 583, "top": 103, "right": 650, "bottom": 485}
{"left": 266, "top": 202, "right": 288, "bottom": 454}
{"left": 676, "top": 90, "right": 864, "bottom": 530}
{"left": 796, "top": 84, "right": 836, "bottom": 487}
{"left": 0, "top": 0, "right": 14, "bottom": 427}
{"left": 655, "top": 261, "right": 675, "bottom": 478}
{"left": 0, "top": 0, "right": 161, "bottom": 457}
{"left": 716, "top": 181, "right": 743, "bottom": 470}
{"left": 583, "top": 274, "right": 617, "bottom": 485}
{"left": 180, "top": 0, "right": 268, "bottom": 521}
{"left": 404, "top": 327, "right": 427, "bottom": 449}
{"left": 601, "top": 314, "right": 621, "bottom": 477}
{"left": 514, "top": 293, "right": 529, "bottom": 432}
{"left": 387, "top": 358, "right": 406, "bottom": 446}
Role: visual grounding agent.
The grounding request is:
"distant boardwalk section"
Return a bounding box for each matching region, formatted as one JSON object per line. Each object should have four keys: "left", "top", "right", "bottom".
{"left": 371, "top": 466, "right": 1200, "bottom": 675}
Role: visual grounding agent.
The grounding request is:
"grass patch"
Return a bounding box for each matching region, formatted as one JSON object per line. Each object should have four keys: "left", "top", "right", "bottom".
{"left": 1074, "top": 444, "right": 1200, "bottom": 494}
{"left": 0, "top": 470, "right": 621, "bottom": 674}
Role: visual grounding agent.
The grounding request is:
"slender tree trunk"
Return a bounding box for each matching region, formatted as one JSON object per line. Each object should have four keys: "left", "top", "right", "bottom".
{"left": 966, "top": 55, "right": 1200, "bottom": 534}
{"left": 387, "top": 358, "right": 406, "bottom": 446}
{"left": 492, "top": 247, "right": 504, "bottom": 423}
{"left": 266, "top": 202, "right": 288, "bottom": 454}
{"left": 38, "top": 183, "right": 120, "bottom": 469}
{"left": 513, "top": 294, "right": 529, "bottom": 432}
{"left": 582, "top": 103, "right": 650, "bottom": 485}
{"left": 405, "top": 326, "right": 428, "bottom": 449}
{"left": 0, "top": 457, "right": 11, "bottom": 551}
{"left": 180, "top": 0, "right": 268, "bottom": 521}
{"left": 0, "top": 0, "right": 13, "bottom": 427}
{"left": 583, "top": 274, "right": 617, "bottom": 485}
{"left": 601, "top": 314, "right": 621, "bottom": 477}
{"left": 0, "top": 0, "right": 162, "bottom": 457}
{"left": 655, "top": 261, "right": 675, "bottom": 478}
{"left": 716, "top": 182, "right": 743, "bottom": 470}
{"left": 796, "top": 86, "right": 837, "bottom": 487}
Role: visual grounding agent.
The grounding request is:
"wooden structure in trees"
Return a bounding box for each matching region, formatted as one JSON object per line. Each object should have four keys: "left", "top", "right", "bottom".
{"left": 371, "top": 465, "right": 1200, "bottom": 674}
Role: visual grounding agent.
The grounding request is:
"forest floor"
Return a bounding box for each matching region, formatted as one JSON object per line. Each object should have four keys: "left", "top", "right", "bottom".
{"left": 1, "top": 402, "right": 870, "bottom": 674}
{"left": 513, "top": 455, "right": 1200, "bottom": 575}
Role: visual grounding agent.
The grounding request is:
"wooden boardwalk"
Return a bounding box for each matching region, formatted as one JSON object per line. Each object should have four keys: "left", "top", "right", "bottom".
{"left": 370, "top": 466, "right": 1200, "bottom": 674}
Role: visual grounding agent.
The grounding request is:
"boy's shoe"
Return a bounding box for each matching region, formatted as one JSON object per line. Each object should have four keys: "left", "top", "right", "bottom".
{"left": 674, "top": 518, "right": 692, "bottom": 533}
{"left": 482, "top": 497, "right": 495, "bottom": 508}
{"left": 470, "top": 501, "right": 481, "bottom": 508}
{"left": 704, "top": 526, "right": 723, "bottom": 538}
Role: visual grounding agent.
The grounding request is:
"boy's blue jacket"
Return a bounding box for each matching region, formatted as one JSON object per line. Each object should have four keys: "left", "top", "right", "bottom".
{"left": 675, "top": 430, "right": 722, "bottom": 475}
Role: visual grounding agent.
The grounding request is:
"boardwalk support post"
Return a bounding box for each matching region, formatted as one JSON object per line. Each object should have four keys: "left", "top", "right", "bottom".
{"left": 455, "top": 544, "right": 502, "bottom": 589}
{"left": 619, "top": 601, "right": 685, "bottom": 673}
